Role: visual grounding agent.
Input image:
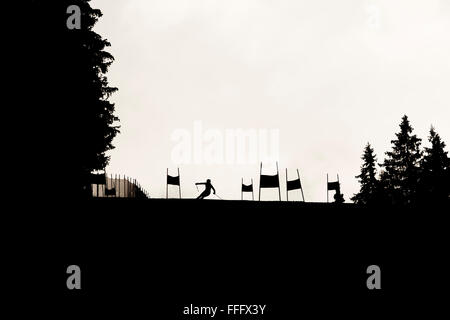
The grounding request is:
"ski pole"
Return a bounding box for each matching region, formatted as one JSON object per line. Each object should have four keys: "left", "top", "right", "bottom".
{"left": 214, "top": 193, "right": 224, "bottom": 200}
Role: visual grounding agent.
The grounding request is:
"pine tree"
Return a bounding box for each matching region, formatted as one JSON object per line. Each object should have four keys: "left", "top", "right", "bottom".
{"left": 419, "top": 127, "right": 450, "bottom": 204}
{"left": 22, "top": 1, "right": 119, "bottom": 198}
{"left": 352, "top": 143, "right": 379, "bottom": 205}
{"left": 380, "top": 115, "right": 422, "bottom": 205}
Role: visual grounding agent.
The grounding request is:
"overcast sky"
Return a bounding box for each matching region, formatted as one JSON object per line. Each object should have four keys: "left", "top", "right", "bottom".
{"left": 93, "top": 0, "right": 450, "bottom": 201}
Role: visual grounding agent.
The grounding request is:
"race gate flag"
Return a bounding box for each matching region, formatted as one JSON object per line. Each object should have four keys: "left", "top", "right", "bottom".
{"left": 259, "top": 162, "right": 281, "bottom": 201}
{"left": 241, "top": 178, "right": 254, "bottom": 201}
{"left": 327, "top": 174, "right": 341, "bottom": 203}
{"left": 285, "top": 168, "right": 305, "bottom": 202}
{"left": 167, "top": 168, "right": 182, "bottom": 199}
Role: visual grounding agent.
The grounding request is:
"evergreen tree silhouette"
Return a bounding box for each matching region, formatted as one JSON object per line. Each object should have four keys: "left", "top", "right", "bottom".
{"left": 352, "top": 143, "right": 380, "bottom": 205}
{"left": 380, "top": 115, "right": 422, "bottom": 206}
{"left": 21, "top": 1, "right": 119, "bottom": 198}
{"left": 333, "top": 189, "right": 345, "bottom": 204}
{"left": 418, "top": 127, "right": 450, "bottom": 205}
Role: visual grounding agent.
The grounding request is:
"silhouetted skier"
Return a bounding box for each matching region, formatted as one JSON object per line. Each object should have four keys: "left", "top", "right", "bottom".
{"left": 196, "top": 179, "right": 216, "bottom": 199}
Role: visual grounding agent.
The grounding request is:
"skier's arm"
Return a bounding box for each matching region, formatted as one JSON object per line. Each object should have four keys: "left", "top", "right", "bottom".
{"left": 196, "top": 182, "right": 206, "bottom": 185}
{"left": 212, "top": 185, "right": 216, "bottom": 194}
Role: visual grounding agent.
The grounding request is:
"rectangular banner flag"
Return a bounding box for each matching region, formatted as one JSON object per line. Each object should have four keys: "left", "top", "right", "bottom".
{"left": 167, "top": 175, "right": 180, "bottom": 186}
{"left": 327, "top": 181, "right": 340, "bottom": 191}
{"left": 287, "top": 178, "right": 302, "bottom": 191}
{"left": 242, "top": 184, "right": 253, "bottom": 192}
{"left": 260, "top": 174, "right": 280, "bottom": 188}
{"left": 105, "top": 188, "right": 116, "bottom": 196}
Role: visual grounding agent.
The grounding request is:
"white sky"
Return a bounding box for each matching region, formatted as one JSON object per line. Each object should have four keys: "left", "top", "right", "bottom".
{"left": 93, "top": 0, "right": 450, "bottom": 201}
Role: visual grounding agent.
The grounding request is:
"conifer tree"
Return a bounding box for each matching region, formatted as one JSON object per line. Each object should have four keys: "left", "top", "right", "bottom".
{"left": 380, "top": 115, "right": 422, "bottom": 205}
{"left": 419, "top": 127, "right": 450, "bottom": 204}
{"left": 22, "top": 0, "right": 119, "bottom": 198}
{"left": 352, "top": 143, "right": 379, "bottom": 205}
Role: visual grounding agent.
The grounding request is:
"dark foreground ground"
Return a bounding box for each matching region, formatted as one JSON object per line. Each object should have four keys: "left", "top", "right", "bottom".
{"left": 9, "top": 198, "right": 449, "bottom": 317}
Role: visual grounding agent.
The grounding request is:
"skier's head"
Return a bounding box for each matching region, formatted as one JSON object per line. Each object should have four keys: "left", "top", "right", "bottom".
{"left": 207, "top": 179, "right": 211, "bottom": 184}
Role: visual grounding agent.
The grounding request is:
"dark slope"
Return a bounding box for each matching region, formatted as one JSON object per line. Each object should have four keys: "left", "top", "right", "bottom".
{"left": 13, "top": 198, "right": 448, "bottom": 317}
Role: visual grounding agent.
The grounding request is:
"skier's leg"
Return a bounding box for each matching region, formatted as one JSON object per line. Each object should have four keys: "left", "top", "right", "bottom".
{"left": 198, "top": 190, "right": 211, "bottom": 199}
{"left": 197, "top": 190, "right": 208, "bottom": 199}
